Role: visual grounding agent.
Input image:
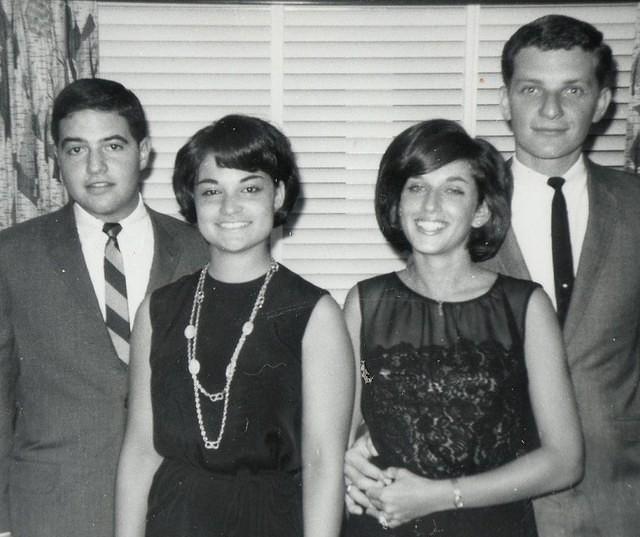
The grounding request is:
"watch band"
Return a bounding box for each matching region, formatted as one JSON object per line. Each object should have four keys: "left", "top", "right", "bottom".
{"left": 451, "top": 478, "right": 464, "bottom": 509}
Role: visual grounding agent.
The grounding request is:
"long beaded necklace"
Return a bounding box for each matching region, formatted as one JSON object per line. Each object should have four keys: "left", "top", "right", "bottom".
{"left": 184, "top": 260, "right": 279, "bottom": 450}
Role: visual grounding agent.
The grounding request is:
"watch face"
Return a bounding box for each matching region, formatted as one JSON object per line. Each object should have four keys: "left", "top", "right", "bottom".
{"left": 452, "top": 480, "right": 464, "bottom": 508}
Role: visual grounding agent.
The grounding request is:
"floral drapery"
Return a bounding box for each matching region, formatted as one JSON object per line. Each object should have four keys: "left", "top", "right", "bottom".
{"left": 0, "top": 0, "right": 98, "bottom": 230}
{"left": 626, "top": 3, "right": 640, "bottom": 173}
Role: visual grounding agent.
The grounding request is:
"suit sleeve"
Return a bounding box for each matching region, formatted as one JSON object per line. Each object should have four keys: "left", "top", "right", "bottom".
{"left": 0, "top": 265, "right": 16, "bottom": 531}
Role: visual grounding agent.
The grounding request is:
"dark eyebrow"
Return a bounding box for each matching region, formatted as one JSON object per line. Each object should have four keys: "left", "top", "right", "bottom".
{"left": 59, "top": 135, "right": 130, "bottom": 147}
{"left": 196, "top": 178, "right": 218, "bottom": 185}
{"left": 196, "top": 173, "right": 267, "bottom": 185}
{"left": 446, "top": 176, "right": 471, "bottom": 184}
{"left": 196, "top": 172, "right": 267, "bottom": 185}
{"left": 514, "top": 76, "right": 587, "bottom": 86}
{"left": 240, "top": 173, "right": 267, "bottom": 182}
{"left": 102, "top": 135, "right": 130, "bottom": 144}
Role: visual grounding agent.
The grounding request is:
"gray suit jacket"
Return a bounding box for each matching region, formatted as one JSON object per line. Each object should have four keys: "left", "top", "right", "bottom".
{"left": 0, "top": 203, "right": 208, "bottom": 537}
{"left": 483, "top": 160, "right": 640, "bottom": 537}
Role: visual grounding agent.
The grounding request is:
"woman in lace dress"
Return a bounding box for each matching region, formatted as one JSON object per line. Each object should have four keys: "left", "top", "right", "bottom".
{"left": 342, "top": 119, "right": 583, "bottom": 537}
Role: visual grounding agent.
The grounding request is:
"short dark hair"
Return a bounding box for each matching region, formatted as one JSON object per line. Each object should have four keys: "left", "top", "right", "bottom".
{"left": 376, "top": 119, "right": 512, "bottom": 262}
{"left": 501, "top": 15, "right": 616, "bottom": 90}
{"left": 51, "top": 78, "right": 148, "bottom": 145}
{"left": 173, "top": 114, "right": 300, "bottom": 226}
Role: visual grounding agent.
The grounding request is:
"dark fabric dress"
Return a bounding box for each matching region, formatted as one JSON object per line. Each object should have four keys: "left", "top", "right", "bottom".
{"left": 146, "top": 264, "right": 327, "bottom": 537}
{"left": 344, "top": 272, "right": 540, "bottom": 537}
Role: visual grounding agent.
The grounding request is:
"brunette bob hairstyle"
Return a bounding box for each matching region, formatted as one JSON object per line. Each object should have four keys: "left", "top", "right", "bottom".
{"left": 173, "top": 114, "right": 300, "bottom": 226}
{"left": 375, "top": 119, "right": 512, "bottom": 262}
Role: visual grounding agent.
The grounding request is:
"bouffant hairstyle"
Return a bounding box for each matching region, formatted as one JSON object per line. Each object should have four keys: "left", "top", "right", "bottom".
{"left": 172, "top": 114, "right": 300, "bottom": 226}
{"left": 376, "top": 119, "right": 512, "bottom": 262}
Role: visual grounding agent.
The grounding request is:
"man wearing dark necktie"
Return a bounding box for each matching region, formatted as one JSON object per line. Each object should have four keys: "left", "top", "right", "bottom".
{"left": 0, "top": 78, "right": 207, "bottom": 537}
{"left": 494, "top": 15, "right": 640, "bottom": 537}
{"left": 344, "top": 14, "right": 640, "bottom": 537}
{"left": 547, "top": 176, "right": 574, "bottom": 326}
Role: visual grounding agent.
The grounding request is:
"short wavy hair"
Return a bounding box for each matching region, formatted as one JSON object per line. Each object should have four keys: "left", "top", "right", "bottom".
{"left": 52, "top": 78, "right": 148, "bottom": 145}
{"left": 502, "top": 14, "right": 616, "bottom": 90}
{"left": 376, "top": 119, "right": 512, "bottom": 262}
{"left": 173, "top": 114, "right": 300, "bottom": 226}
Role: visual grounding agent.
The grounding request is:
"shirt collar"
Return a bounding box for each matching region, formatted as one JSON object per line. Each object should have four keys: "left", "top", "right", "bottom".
{"left": 512, "top": 155, "right": 587, "bottom": 188}
{"left": 73, "top": 195, "right": 148, "bottom": 232}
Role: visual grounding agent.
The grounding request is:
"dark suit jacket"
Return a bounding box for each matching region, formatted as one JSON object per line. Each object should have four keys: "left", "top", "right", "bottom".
{"left": 0, "top": 203, "right": 208, "bottom": 537}
{"left": 483, "top": 160, "right": 640, "bottom": 537}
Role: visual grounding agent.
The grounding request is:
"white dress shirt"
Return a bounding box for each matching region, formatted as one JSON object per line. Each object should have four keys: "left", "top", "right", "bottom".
{"left": 510, "top": 156, "right": 589, "bottom": 309}
{"left": 74, "top": 196, "right": 155, "bottom": 326}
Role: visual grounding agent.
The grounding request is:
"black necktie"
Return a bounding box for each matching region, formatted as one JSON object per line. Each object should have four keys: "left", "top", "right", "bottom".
{"left": 547, "top": 177, "right": 574, "bottom": 326}
{"left": 103, "top": 222, "right": 130, "bottom": 363}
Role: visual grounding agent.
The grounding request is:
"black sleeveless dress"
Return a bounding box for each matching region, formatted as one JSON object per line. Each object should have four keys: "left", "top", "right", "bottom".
{"left": 344, "top": 272, "right": 540, "bottom": 537}
{"left": 146, "top": 264, "right": 326, "bottom": 537}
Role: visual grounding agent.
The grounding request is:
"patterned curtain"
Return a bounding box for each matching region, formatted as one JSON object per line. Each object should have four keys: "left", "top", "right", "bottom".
{"left": 0, "top": 0, "right": 98, "bottom": 230}
{"left": 626, "top": 3, "right": 640, "bottom": 173}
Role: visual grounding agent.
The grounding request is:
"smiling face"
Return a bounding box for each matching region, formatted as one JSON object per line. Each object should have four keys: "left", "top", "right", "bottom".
{"left": 194, "top": 154, "right": 285, "bottom": 260}
{"left": 398, "top": 160, "right": 489, "bottom": 260}
{"left": 500, "top": 46, "right": 611, "bottom": 176}
{"left": 56, "top": 109, "right": 150, "bottom": 222}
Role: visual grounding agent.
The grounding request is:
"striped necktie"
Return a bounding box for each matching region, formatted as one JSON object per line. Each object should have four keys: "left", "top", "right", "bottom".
{"left": 103, "top": 222, "right": 130, "bottom": 363}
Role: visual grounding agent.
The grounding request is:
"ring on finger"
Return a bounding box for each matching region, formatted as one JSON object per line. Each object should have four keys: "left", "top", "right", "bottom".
{"left": 378, "top": 515, "right": 389, "bottom": 530}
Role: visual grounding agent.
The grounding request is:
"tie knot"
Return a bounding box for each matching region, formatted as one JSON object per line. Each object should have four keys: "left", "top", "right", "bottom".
{"left": 103, "top": 222, "right": 122, "bottom": 239}
{"left": 547, "top": 176, "right": 566, "bottom": 191}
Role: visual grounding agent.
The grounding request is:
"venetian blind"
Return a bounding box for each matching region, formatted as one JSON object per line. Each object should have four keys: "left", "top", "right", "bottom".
{"left": 475, "top": 3, "right": 635, "bottom": 166}
{"left": 98, "top": 2, "right": 637, "bottom": 302}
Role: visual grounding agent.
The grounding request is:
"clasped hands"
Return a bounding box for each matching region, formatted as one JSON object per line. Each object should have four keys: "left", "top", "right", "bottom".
{"left": 344, "top": 432, "right": 447, "bottom": 530}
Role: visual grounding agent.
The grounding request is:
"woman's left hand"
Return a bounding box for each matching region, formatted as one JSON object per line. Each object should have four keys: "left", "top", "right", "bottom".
{"left": 367, "top": 467, "right": 446, "bottom": 529}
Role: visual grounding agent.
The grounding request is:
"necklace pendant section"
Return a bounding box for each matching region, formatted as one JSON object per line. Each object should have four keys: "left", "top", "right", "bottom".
{"left": 188, "top": 358, "right": 201, "bottom": 375}
{"left": 186, "top": 261, "right": 280, "bottom": 450}
{"left": 184, "top": 324, "right": 197, "bottom": 340}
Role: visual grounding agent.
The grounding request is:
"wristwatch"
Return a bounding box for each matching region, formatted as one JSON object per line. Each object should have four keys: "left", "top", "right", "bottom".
{"left": 451, "top": 478, "right": 464, "bottom": 509}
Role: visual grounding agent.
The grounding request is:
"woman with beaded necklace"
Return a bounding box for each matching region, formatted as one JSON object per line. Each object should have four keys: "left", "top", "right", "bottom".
{"left": 115, "top": 114, "right": 353, "bottom": 537}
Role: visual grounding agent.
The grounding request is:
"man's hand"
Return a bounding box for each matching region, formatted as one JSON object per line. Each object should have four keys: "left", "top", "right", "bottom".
{"left": 344, "top": 431, "right": 386, "bottom": 515}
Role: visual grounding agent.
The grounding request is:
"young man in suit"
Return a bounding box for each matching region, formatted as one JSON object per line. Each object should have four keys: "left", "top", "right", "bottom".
{"left": 492, "top": 15, "right": 640, "bottom": 537}
{"left": 0, "top": 78, "right": 207, "bottom": 537}
{"left": 344, "top": 15, "right": 640, "bottom": 537}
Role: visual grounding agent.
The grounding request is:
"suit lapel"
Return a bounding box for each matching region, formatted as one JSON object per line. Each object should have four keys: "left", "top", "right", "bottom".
{"left": 492, "top": 158, "right": 532, "bottom": 280}
{"left": 147, "top": 209, "right": 182, "bottom": 292}
{"left": 46, "top": 204, "right": 105, "bottom": 324}
{"left": 493, "top": 227, "right": 531, "bottom": 280}
{"left": 563, "top": 162, "right": 616, "bottom": 344}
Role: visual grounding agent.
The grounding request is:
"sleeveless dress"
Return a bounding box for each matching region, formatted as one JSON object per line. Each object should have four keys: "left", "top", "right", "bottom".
{"left": 146, "top": 264, "right": 327, "bottom": 537}
{"left": 344, "top": 272, "right": 540, "bottom": 537}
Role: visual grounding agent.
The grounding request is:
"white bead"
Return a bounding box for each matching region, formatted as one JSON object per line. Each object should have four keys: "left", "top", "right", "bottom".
{"left": 187, "top": 261, "right": 279, "bottom": 450}
{"left": 188, "top": 359, "right": 201, "bottom": 375}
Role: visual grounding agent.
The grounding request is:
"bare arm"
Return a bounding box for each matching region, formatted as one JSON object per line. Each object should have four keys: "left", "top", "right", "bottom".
{"left": 115, "top": 296, "right": 163, "bottom": 537}
{"left": 370, "top": 288, "right": 584, "bottom": 528}
{"left": 301, "top": 294, "right": 354, "bottom": 537}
